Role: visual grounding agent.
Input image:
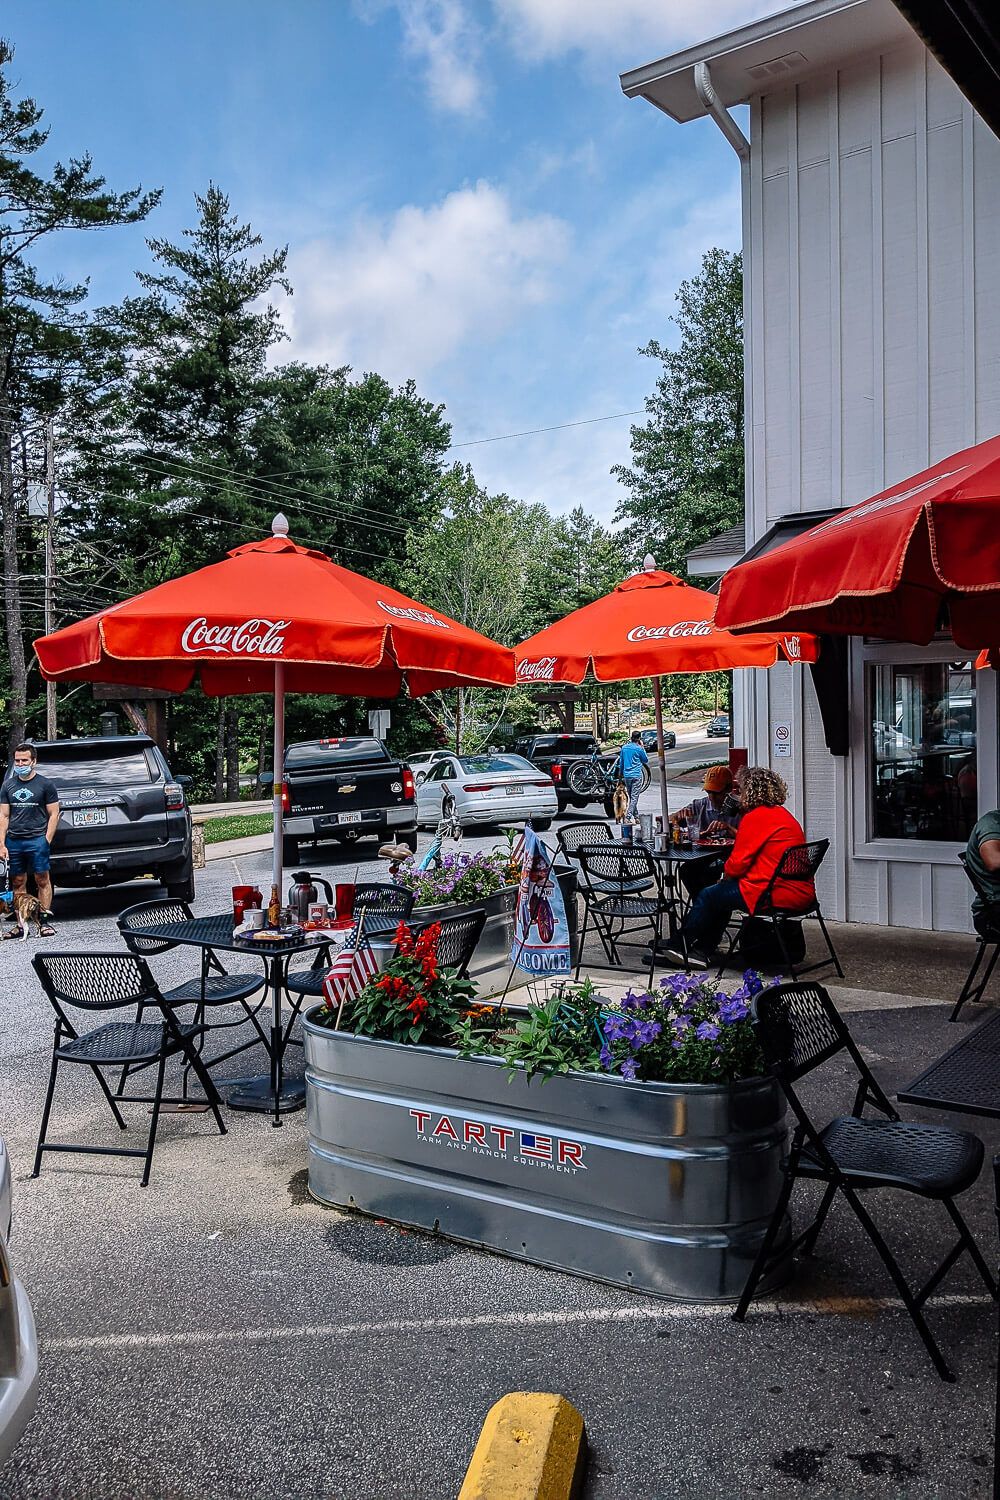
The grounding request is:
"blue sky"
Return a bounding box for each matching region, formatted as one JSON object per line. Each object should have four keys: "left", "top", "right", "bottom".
{"left": 6, "top": 0, "right": 784, "bottom": 524}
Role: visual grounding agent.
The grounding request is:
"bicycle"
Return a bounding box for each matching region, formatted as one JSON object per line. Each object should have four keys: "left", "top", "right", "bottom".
{"left": 565, "top": 748, "right": 650, "bottom": 814}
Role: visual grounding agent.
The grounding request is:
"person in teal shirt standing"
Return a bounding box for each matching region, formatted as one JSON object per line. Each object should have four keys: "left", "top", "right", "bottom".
{"left": 616, "top": 730, "right": 649, "bottom": 821}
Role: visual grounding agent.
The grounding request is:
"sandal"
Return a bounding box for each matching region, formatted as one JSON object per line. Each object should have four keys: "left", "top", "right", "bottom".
{"left": 39, "top": 924, "right": 55, "bottom": 938}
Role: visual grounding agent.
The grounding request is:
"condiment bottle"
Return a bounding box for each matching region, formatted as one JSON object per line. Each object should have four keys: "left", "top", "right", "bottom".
{"left": 267, "top": 883, "right": 282, "bottom": 927}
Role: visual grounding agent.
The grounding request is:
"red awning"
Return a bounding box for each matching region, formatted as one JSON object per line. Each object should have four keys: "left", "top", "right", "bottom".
{"left": 715, "top": 434, "right": 1000, "bottom": 650}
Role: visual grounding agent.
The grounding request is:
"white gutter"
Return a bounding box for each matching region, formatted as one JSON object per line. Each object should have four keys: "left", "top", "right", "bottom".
{"left": 693, "top": 61, "right": 750, "bottom": 160}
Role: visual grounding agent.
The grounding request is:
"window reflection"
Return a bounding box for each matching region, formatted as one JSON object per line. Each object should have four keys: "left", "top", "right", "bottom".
{"left": 870, "top": 662, "right": 977, "bottom": 841}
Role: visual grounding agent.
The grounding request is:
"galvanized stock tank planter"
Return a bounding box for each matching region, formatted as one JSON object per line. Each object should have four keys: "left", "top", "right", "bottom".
{"left": 302, "top": 1019, "right": 789, "bottom": 1302}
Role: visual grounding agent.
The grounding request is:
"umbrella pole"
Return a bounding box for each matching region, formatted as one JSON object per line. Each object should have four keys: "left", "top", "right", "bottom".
{"left": 652, "top": 675, "right": 670, "bottom": 832}
{"left": 272, "top": 660, "right": 285, "bottom": 896}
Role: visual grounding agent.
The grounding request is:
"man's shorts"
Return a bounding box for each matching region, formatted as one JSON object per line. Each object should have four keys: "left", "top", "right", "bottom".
{"left": 6, "top": 835, "right": 51, "bottom": 877}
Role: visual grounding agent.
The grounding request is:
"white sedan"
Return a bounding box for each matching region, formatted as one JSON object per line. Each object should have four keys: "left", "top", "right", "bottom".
{"left": 415, "top": 753, "right": 558, "bottom": 830}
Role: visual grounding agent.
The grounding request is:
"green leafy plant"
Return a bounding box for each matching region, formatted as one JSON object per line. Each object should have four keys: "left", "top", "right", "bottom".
{"left": 454, "top": 978, "right": 605, "bottom": 1084}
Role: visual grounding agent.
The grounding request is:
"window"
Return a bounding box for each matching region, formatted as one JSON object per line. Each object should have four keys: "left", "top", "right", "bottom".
{"left": 33, "top": 746, "right": 156, "bottom": 788}
{"left": 458, "top": 755, "right": 533, "bottom": 774}
{"left": 868, "top": 660, "right": 977, "bottom": 842}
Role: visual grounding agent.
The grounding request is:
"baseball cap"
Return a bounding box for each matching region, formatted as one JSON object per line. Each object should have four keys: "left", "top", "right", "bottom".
{"left": 703, "top": 765, "right": 732, "bottom": 793}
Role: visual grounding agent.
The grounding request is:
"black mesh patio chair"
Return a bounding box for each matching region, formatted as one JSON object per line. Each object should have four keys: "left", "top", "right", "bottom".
{"left": 951, "top": 853, "right": 1000, "bottom": 1022}
{"left": 993, "top": 1156, "right": 1000, "bottom": 1500}
{"left": 557, "top": 821, "right": 653, "bottom": 895}
{"left": 716, "top": 838, "right": 843, "bottom": 980}
{"left": 116, "top": 898, "right": 268, "bottom": 1094}
{"left": 31, "top": 952, "right": 227, "bottom": 1188}
{"left": 734, "top": 980, "right": 996, "bottom": 1382}
{"left": 409, "top": 907, "right": 487, "bottom": 979}
{"left": 574, "top": 845, "right": 667, "bottom": 987}
{"left": 284, "top": 883, "right": 416, "bottom": 1012}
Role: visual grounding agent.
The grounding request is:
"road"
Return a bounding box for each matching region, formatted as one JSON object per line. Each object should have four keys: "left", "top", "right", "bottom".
{"left": 2, "top": 785, "right": 995, "bottom": 1499}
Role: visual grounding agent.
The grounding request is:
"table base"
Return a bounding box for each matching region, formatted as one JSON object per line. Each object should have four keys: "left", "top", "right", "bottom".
{"left": 226, "top": 1076, "right": 307, "bottom": 1115}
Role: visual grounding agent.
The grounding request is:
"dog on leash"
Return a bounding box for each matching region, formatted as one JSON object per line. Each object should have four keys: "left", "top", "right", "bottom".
{"left": 2, "top": 890, "right": 46, "bottom": 940}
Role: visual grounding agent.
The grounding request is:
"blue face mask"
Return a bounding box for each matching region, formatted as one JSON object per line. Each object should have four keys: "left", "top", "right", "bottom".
{"left": 13, "top": 765, "right": 33, "bottom": 780}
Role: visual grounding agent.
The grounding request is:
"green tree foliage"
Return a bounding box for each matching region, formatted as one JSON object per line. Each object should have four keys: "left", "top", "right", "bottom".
{"left": 0, "top": 38, "right": 159, "bottom": 748}
{"left": 613, "top": 247, "right": 744, "bottom": 576}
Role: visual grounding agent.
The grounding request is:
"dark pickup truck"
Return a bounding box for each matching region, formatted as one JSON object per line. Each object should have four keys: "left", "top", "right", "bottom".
{"left": 512, "top": 732, "right": 617, "bottom": 815}
{"left": 280, "top": 736, "right": 417, "bottom": 865}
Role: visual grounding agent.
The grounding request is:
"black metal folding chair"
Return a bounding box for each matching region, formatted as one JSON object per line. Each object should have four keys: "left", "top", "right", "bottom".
{"left": 32, "top": 952, "right": 227, "bottom": 1187}
{"left": 574, "top": 845, "right": 667, "bottom": 986}
{"left": 116, "top": 898, "right": 268, "bottom": 1094}
{"left": 557, "top": 821, "right": 652, "bottom": 894}
{"left": 951, "top": 853, "right": 1000, "bottom": 1022}
{"left": 409, "top": 907, "right": 487, "bottom": 979}
{"left": 735, "top": 980, "right": 996, "bottom": 1381}
{"left": 284, "top": 883, "right": 416, "bottom": 1018}
{"left": 716, "top": 838, "right": 843, "bottom": 980}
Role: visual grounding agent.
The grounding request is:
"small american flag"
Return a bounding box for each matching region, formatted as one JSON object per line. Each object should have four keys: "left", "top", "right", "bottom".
{"left": 519, "top": 1132, "right": 552, "bottom": 1161}
{"left": 323, "top": 928, "right": 379, "bottom": 1012}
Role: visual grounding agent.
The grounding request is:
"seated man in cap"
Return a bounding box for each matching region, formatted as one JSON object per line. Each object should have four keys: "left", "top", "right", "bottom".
{"left": 672, "top": 764, "right": 742, "bottom": 898}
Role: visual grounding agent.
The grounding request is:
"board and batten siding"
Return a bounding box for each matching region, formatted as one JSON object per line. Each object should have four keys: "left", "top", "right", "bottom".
{"left": 739, "top": 35, "right": 1000, "bottom": 931}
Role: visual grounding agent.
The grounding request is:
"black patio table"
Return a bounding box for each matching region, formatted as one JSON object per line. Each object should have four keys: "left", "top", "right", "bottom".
{"left": 648, "top": 842, "right": 730, "bottom": 947}
{"left": 898, "top": 1008, "right": 1000, "bottom": 1120}
{"left": 139, "top": 912, "right": 335, "bottom": 1127}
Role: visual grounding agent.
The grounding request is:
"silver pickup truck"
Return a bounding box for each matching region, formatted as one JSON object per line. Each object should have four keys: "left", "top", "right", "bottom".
{"left": 0, "top": 1138, "right": 38, "bottom": 1462}
{"left": 280, "top": 736, "right": 418, "bottom": 865}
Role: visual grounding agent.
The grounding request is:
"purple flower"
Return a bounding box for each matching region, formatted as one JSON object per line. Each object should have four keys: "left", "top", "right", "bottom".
{"left": 620, "top": 1058, "right": 638, "bottom": 1081}
{"left": 696, "top": 1021, "right": 720, "bottom": 1042}
{"left": 599, "top": 1045, "right": 613, "bottom": 1069}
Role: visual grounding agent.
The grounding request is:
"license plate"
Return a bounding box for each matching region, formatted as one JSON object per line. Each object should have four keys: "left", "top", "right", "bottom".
{"left": 72, "top": 808, "right": 107, "bottom": 827}
{"left": 505, "top": 786, "right": 522, "bottom": 796}
{"left": 338, "top": 811, "right": 363, "bottom": 824}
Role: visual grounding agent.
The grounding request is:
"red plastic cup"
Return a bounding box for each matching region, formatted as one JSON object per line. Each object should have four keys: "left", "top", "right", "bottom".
{"left": 232, "top": 884, "right": 254, "bottom": 925}
{"left": 334, "top": 883, "right": 355, "bottom": 928}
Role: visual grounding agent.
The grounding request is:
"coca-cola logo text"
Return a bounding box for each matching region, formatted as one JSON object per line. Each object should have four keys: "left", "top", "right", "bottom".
{"left": 627, "top": 620, "right": 713, "bottom": 642}
{"left": 517, "top": 657, "right": 557, "bottom": 681}
{"left": 783, "top": 635, "right": 802, "bottom": 660}
{"left": 180, "top": 618, "right": 289, "bottom": 656}
{"left": 377, "top": 600, "right": 451, "bottom": 629}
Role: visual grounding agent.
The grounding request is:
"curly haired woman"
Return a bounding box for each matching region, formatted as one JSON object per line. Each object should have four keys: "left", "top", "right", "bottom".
{"left": 668, "top": 766, "right": 814, "bottom": 969}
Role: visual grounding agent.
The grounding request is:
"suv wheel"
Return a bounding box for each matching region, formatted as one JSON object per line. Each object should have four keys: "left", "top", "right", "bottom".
{"left": 162, "top": 861, "right": 196, "bottom": 903}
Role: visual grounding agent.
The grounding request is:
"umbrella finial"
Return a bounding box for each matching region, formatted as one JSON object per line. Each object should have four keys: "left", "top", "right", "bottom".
{"left": 272, "top": 513, "right": 290, "bottom": 537}
{"left": 643, "top": 553, "right": 656, "bottom": 572}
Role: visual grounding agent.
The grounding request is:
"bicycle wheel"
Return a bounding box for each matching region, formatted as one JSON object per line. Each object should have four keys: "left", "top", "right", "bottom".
{"left": 637, "top": 763, "right": 652, "bottom": 792}
{"left": 565, "top": 760, "right": 601, "bottom": 798}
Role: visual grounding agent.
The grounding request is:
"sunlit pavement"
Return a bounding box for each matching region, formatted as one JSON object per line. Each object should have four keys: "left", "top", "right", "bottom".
{"left": 1, "top": 794, "right": 998, "bottom": 1498}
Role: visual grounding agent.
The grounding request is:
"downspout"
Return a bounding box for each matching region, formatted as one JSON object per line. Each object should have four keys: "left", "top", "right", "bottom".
{"left": 693, "top": 61, "right": 760, "bottom": 771}
{"left": 693, "top": 61, "right": 750, "bottom": 161}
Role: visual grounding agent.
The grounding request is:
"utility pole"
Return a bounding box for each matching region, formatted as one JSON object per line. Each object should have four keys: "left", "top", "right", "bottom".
{"left": 44, "top": 419, "right": 57, "bottom": 740}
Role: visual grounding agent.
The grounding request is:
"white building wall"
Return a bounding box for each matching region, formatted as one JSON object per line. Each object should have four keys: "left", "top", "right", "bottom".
{"left": 738, "top": 35, "right": 1000, "bottom": 931}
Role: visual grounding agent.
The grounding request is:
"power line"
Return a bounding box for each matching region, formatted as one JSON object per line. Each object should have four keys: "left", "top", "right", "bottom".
{"left": 449, "top": 409, "right": 645, "bottom": 449}
{"left": 135, "top": 448, "right": 417, "bottom": 533}
{"left": 141, "top": 453, "right": 414, "bottom": 539}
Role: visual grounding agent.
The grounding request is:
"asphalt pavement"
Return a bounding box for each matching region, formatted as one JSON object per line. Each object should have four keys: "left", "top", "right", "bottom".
{"left": 2, "top": 769, "right": 998, "bottom": 1499}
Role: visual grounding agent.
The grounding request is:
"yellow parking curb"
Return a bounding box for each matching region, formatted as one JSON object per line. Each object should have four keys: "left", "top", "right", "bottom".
{"left": 458, "top": 1392, "right": 586, "bottom": 1500}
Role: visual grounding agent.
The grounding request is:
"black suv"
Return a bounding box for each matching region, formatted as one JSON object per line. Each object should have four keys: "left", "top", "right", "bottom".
{"left": 30, "top": 736, "right": 194, "bottom": 901}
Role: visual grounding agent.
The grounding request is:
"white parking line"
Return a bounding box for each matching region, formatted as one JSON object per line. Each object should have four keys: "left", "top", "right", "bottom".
{"left": 44, "top": 1292, "right": 994, "bottom": 1355}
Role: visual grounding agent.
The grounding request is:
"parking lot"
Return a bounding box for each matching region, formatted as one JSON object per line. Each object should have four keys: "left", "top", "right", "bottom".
{"left": 2, "top": 785, "right": 999, "bottom": 1499}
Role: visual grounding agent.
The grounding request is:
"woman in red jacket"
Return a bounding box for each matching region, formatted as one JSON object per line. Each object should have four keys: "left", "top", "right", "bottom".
{"left": 668, "top": 766, "right": 814, "bottom": 969}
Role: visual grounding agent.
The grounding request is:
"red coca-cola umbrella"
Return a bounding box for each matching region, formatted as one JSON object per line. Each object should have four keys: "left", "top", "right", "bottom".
{"left": 715, "top": 434, "right": 1000, "bottom": 648}
{"left": 515, "top": 559, "right": 817, "bottom": 827}
{"left": 35, "top": 515, "right": 516, "bottom": 893}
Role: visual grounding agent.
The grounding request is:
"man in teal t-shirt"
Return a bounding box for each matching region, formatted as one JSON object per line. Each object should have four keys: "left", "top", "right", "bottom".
{"left": 965, "top": 810, "right": 1000, "bottom": 933}
{"left": 616, "top": 731, "right": 649, "bottom": 821}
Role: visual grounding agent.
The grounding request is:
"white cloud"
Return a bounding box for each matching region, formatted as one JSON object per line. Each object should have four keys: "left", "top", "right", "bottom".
{"left": 281, "top": 182, "right": 570, "bottom": 384}
{"left": 355, "top": 0, "right": 484, "bottom": 114}
{"left": 493, "top": 0, "right": 789, "bottom": 64}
